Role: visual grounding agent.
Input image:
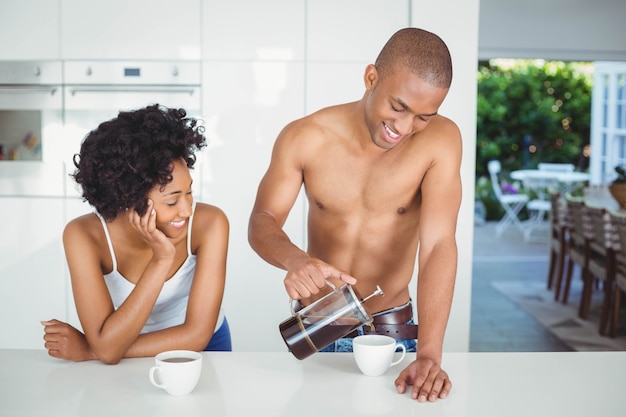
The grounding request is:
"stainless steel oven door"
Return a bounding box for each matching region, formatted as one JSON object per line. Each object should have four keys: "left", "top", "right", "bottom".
{"left": 0, "top": 61, "right": 63, "bottom": 161}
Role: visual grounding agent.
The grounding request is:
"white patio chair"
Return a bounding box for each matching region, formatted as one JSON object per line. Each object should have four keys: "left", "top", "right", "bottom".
{"left": 487, "top": 160, "right": 529, "bottom": 238}
{"left": 521, "top": 175, "right": 561, "bottom": 241}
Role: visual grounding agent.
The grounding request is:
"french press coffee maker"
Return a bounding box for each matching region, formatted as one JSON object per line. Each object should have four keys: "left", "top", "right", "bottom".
{"left": 279, "top": 282, "right": 384, "bottom": 360}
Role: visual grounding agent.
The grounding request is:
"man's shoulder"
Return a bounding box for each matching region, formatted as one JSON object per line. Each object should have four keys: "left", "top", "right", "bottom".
{"left": 416, "top": 114, "right": 462, "bottom": 148}
{"left": 309, "top": 101, "right": 356, "bottom": 124}
{"left": 282, "top": 102, "right": 356, "bottom": 140}
{"left": 431, "top": 114, "right": 461, "bottom": 136}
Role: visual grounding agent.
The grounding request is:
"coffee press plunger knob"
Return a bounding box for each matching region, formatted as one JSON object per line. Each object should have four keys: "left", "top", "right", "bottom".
{"left": 360, "top": 285, "right": 384, "bottom": 304}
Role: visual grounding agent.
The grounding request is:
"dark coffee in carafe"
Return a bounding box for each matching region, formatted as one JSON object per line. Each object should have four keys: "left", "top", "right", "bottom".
{"left": 279, "top": 315, "right": 362, "bottom": 360}
{"left": 279, "top": 284, "right": 383, "bottom": 360}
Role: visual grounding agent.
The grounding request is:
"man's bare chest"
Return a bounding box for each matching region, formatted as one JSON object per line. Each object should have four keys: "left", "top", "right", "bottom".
{"left": 304, "top": 157, "right": 424, "bottom": 212}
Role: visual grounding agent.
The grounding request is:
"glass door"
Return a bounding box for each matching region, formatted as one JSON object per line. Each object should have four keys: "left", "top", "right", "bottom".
{"left": 590, "top": 61, "right": 626, "bottom": 184}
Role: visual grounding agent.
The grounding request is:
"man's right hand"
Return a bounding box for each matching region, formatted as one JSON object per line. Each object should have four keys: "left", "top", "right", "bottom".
{"left": 284, "top": 257, "right": 357, "bottom": 300}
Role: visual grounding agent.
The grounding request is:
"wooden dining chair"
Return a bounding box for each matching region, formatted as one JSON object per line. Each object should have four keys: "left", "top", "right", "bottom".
{"left": 556, "top": 195, "right": 587, "bottom": 303}
{"left": 607, "top": 209, "right": 626, "bottom": 337}
{"left": 546, "top": 192, "right": 567, "bottom": 291}
{"left": 580, "top": 203, "right": 614, "bottom": 335}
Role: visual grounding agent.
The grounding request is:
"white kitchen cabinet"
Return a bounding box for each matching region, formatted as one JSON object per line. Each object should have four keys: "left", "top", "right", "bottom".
{"left": 0, "top": 0, "right": 61, "bottom": 60}
{"left": 201, "top": 61, "right": 306, "bottom": 351}
{"left": 306, "top": 62, "right": 369, "bottom": 114}
{"left": 202, "top": 0, "right": 305, "bottom": 61}
{"left": 306, "top": 0, "right": 409, "bottom": 62}
{"left": 0, "top": 197, "right": 67, "bottom": 349}
{"left": 0, "top": 162, "right": 91, "bottom": 349}
{"left": 0, "top": 162, "right": 68, "bottom": 349}
{"left": 60, "top": 0, "right": 201, "bottom": 60}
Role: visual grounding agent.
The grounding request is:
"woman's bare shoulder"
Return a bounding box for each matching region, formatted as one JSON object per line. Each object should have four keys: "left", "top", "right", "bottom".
{"left": 190, "top": 203, "right": 229, "bottom": 252}
{"left": 191, "top": 203, "right": 228, "bottom": 230}
{"left": 62, "top": 213, "right": 105, "bottom": 253}
{"left": 64, "top": 212, "right": 100, "bottom": 236}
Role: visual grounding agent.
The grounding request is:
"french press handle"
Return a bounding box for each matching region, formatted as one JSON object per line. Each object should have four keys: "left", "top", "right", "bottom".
{"left": 289, "top": 280, "right": 337, "bottom": 316}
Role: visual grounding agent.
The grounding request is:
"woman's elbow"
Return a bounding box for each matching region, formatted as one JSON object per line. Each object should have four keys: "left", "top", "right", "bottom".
{"left": 188, "top": 335, "right": 211, "bottom": 352}
{"left": 185, "top": 326, "right": 214, "bottom": 352}
{"left": 96, "top": 351, "right": 123, "bottom": 365}
{"left": 90, "top": 344, "right": 125, "bottom": 365}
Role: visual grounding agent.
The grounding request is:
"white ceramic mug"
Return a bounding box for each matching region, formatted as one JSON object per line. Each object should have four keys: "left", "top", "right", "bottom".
{"left": 149, "top": 350, "right": 202, "bottom": 396}
{"left": 353, "top": 335, "right": 406, "bottom": 377}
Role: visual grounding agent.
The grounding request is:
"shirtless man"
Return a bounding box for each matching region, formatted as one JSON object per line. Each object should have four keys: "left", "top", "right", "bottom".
{"left": 248, "top": 27, "right": 461, "bottom": 402}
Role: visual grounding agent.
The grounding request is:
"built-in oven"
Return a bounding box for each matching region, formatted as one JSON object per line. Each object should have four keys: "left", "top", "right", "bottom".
{"left": 0, "top": 61, "right": 63, "bottom": 161}
{"left": 62, "top": 60, "right": 203, "bottom": 196}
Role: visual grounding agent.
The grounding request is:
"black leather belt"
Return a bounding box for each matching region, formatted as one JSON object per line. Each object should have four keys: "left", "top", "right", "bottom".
{"left": 346, "top": 302, "right": 418, "bottom": 340}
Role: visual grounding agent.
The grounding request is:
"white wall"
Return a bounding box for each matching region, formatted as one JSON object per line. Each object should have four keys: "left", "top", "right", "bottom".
{"left": 0, "top": 0, "right": 479, "bottom": 353}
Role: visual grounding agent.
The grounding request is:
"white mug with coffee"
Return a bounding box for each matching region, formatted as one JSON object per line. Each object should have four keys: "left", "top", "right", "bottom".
{"left": 149, "top": 350, "right": 202, "bottom": 396}
{"left": 353, "top": 335, "right": 406, "bottom": 377}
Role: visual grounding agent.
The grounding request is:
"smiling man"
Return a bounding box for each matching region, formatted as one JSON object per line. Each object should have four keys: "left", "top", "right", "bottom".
{"left": 248, "top": 28, "right": 462, "bottom": 402}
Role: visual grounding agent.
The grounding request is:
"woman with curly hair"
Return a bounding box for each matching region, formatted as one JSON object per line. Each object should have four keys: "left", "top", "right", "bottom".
{"left": 42, "top": 104, "right": 231, "bottom": 364}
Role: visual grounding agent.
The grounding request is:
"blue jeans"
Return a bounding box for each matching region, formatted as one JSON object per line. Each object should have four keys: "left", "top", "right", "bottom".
{"left": 203, "top": 317, "right": 232, "bottom": 351}
{"left": 318, "top": 303, "right": 417, "bottom": 353}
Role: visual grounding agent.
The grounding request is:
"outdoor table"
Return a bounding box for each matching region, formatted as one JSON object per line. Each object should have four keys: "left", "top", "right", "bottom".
{"left": 511, "top": 169, "right": 590, "bottom": 197}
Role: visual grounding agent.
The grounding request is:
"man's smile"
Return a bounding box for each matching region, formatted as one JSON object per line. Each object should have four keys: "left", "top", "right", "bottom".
{"left": 383, "top": 122, "right": 403, "bottom": 143}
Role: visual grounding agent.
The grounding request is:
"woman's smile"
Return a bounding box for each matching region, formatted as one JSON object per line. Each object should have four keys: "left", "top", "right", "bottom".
{"left": 168, "top": 219, "right": 187, "bottom": 230}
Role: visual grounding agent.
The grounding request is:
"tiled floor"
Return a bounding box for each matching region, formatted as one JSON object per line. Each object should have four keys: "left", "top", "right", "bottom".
{"left": 470, "top": 221, "right": 574, "bottom": 351}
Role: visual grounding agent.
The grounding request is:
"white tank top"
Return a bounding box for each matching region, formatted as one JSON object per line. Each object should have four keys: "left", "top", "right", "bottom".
{"left": 96, "top": 206, "right": 224, "bottom": 334}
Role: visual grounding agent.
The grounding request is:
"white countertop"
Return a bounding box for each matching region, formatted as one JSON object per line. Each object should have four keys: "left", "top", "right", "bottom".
{"left": 1, "top": 350, "right": 624, "bottom": 417}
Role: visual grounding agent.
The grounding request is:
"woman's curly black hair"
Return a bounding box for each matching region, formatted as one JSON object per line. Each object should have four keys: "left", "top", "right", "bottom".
{"left": 72, "top": 104, "right": 206, "bottom": 220}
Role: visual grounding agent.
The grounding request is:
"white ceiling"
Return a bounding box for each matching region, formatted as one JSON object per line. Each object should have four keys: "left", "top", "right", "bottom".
{"left": 479, "top": 0, "right": 626, "bottom": 61}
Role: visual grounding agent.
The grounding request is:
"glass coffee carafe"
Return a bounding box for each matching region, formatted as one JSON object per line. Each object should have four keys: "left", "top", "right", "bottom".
{"left": 279, "top": 282, "right": 383, "bottom": 360}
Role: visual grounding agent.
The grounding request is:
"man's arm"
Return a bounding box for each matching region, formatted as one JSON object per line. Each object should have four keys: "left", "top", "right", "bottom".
{"left": 248, "top": 123, "right": 356, "bottom": 299}
{"left": 395, "top": 118, "right": 462, "bottom": 401}
{"left": 248, "top": 125, "right": 308, "bottom": 270}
